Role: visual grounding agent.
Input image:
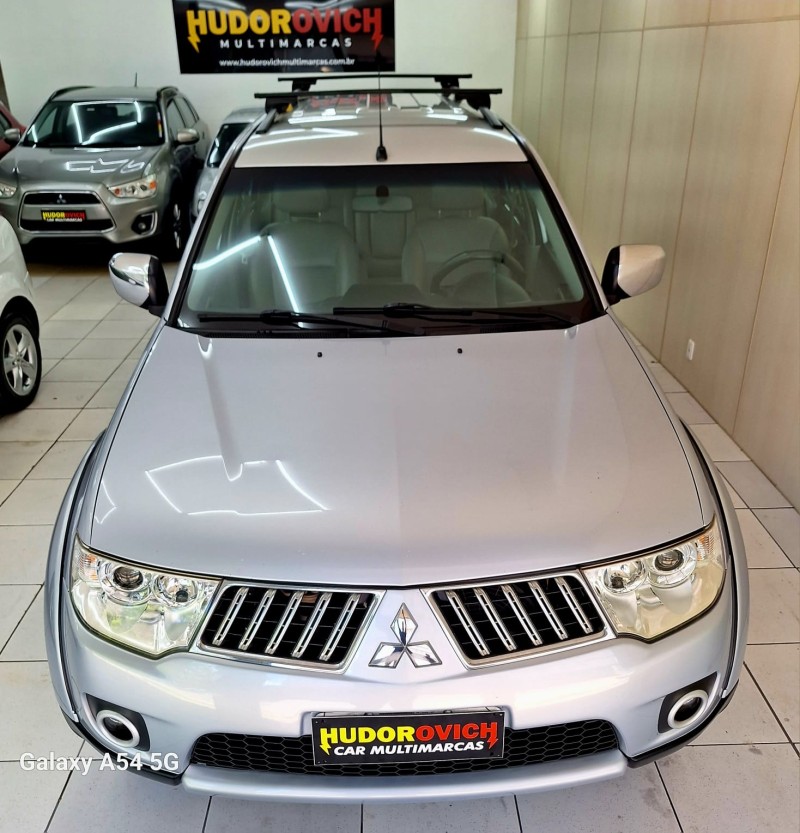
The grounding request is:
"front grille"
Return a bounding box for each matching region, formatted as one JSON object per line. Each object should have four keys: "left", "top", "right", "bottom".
{"left": 198, "top": 584, "right": 379, "bottom": 668}
{"left": 429, "top": 574, "right": 606, "bottom": 663}
{"left": 20, "top": 219, "right": 113, "bottom": 232}
{"left": 190, "top": 720, "right": 618, "bottom": 776}
{"left": 23, "top": 192, "right": 100, "bottom": 205}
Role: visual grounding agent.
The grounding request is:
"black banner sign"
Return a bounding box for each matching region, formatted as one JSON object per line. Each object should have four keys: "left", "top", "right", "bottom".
{"left": 312, "top": 711, "right": 505, "bottom": 765}
{"left": 172, "top": 1, "right": 395, "bottom": 74}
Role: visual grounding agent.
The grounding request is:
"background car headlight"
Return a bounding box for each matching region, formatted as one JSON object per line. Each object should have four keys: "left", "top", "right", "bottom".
{"left": 108, "top": 175, "right": 157, "bottom": 199}
{"left": 70, "top": 537, "right": 218, "bottom": 656}
{"left": 0, "top": 182, "right": 17, "bottom": 199}
{"left": 583, "top": 519, "right": 725, "bottom": 639}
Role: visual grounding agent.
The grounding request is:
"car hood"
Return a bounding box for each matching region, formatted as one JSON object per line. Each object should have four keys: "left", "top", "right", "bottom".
{"left": 0, "top": 145, "right": 160, "bottom": 185}
{"left": 89, "top": 316, "right": 703, "bottom": 586}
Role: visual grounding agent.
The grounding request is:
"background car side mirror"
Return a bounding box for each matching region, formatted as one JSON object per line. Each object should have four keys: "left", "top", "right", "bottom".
{"left": 3, "top": 128, "right": 21, "bottom": 146}
{"left": 109, "top": 253, "right": 169, "bottom": 315}
{"left": 175, "top": 128, "right": 199, "bottom": 146}
{"left": 601, "top": 244, "right": 666, "bottom": 305}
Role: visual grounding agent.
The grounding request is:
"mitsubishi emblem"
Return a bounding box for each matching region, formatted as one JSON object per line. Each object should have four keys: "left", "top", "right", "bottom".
{"left": 369, "top": 604, "right": 441, "bottom": 668}
{"left": 56, "top": 194, "right": 67, "bottom": 205}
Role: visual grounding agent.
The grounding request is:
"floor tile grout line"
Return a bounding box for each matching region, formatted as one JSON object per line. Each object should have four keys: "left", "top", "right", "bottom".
{"left": 360, "top": 802, "right": 364, "bottom": 833}
{"left": 0, "top": 584, "right": 42, "bottom": 655}
{"left": 654, "top": 760, "right": 685, "bottom": 833}
{"left": 200, "top": 796, "right": 212, "bottom": 833}
{"left": 743, "top": 659, "right": 799, "bottom": 748}
{"left": 690, "top": 741, "right": 797, "bottom": 747}
{"left": 44, "top": 765, "right": 76, "bottom": 832}
{"left": 513, "top": 794, "right": 524, "bottom": 832}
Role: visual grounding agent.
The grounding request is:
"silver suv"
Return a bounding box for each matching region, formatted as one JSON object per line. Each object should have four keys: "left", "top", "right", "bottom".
{"left": 45, "top": 75, "right": 748, "bottom": 803}
{"left": 0, "top": 86, "right": 208, "bottom": 255}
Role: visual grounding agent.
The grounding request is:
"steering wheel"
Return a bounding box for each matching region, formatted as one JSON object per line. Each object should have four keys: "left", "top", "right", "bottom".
{"left": 429, "top": 249, "right": 527, "bottom": 294}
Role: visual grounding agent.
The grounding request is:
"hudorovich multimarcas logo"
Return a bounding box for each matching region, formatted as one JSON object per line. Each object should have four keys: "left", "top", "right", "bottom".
{"left": 171, "top": 0, "right": 395, "bottom": 73}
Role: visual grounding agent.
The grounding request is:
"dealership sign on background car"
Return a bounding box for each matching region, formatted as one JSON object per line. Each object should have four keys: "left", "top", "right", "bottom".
{"left": 172, "top": 0, "right": 395, "bottom": 73}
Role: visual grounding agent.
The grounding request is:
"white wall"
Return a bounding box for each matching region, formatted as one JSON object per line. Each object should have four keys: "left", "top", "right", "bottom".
{"left": 0, "top": 0, "right": 517, "bottom": 134}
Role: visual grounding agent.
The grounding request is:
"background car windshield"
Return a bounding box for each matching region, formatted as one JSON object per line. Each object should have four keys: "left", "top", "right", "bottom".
{"left": 207, "top": 122, "right": 250, "bottom": 168}
{"left": 180, "top": 163, "right": 592, "bottom": 324}
{"left": 23, "top": 100, "right": 161, "bottom": 148}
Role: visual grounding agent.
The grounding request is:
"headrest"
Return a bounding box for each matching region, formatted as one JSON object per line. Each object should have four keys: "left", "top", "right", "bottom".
{"left": 273, "top": 188, "right": 329, "bottom": 216}
{"left": 430, "top": 186, "right": 485, "bottom": 212}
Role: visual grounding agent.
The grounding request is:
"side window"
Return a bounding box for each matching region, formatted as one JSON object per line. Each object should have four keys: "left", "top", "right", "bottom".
{"left": 165, "top": 100, "right": 186, "bottom": 139}
{"left": 176, "top": 97, "right": 196, "bottom": 127}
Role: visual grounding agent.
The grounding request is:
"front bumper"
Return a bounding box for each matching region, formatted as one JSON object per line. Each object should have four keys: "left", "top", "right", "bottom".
{"left": 46, "top": 434, "right": 747, "bottom": 803}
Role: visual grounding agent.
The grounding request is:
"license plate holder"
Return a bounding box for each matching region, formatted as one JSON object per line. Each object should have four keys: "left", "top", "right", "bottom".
{"left": 311, "top": 710, "right": 505, "bottom": 766}
{"left": 41, "top": 209, "right": 86, "bottom": 223}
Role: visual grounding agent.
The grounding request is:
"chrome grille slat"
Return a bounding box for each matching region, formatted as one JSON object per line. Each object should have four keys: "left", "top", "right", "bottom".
{"left": 529, "top": 581, "right": 569, "bottom": 641}
{"left": 211, "top": 587, "right": 249, "bottom": 647}
{"left": 430, "top": 573, "right": 606, "bottom": 665}
{"left": 445, "top": 590, "right": 490, "bottom": 657}
{"left": 500, "top": 584, "right": 543, "bottom": 646}
{"left": 237, "top": 589, "right": 277, "bottom": 651}
{"left": 555, "top": 576, "right": 593, "bottom": 635}
{"left": 291, "top": 592, "right": 333, "bottom": 658}
{"left": 264, "top": 591, "right": 304, "bottom": 655}
{"left": 473, "top": 587, "right": 516, "bottom": 652}
{"left": 200, "top": 585, "right": 378, "bottom": 669}
{"left": 318, "top": 593, "right": 360, "bottom": 662}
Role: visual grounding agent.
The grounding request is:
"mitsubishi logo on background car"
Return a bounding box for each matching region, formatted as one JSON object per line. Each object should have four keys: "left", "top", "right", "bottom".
{"left": 56, "top": 194, "right": 66, "bottom": 205}
{"left": 369, "top": 605, "right": 441, "bottom": 668}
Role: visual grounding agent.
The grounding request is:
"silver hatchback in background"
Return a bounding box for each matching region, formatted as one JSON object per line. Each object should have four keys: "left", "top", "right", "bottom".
{"left": 192, "top": 107, "right": 262, "bottom": 222}
{"left": 44, "top": 75, "right": 748, "bottom": 804}
{"left": 0, "top": 86, "right": 208, "bottom": 255}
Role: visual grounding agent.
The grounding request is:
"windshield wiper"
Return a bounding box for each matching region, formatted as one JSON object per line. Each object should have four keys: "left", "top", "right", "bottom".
{"left": 194, "top": 309, "right": 422, "bottom": 335}
{"left": 333, "top": 304, "right": 579, "bottom": 327}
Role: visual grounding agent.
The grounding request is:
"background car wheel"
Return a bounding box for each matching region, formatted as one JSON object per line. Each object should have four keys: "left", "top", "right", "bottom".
{"left": 161, "top": 192, "right": 188, "bottom": 260}
{"left": 0, "top": 315, "right": 42, "bottom": 412}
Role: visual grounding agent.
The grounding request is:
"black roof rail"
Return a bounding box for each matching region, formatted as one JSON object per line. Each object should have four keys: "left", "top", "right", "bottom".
{"left": 157, "top": 86, "right": 179, "bottom": 98}
{"left": 278, "top": 73, "right": 473, "bottom": 93}
{"left": 255, "top": 85, "right": 502, "bottom": 115}
{"left": 49, "top": 86, "right": 93, "bottom": 101}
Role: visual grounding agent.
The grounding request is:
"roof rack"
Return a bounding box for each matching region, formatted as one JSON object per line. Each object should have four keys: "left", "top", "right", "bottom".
{"left": 48, "top": 86, "right": 93, "bottom": 101}
{"left": 278, "top": 73, "right": 473, "bottom": 93}
{"left": 156, "top": 86, "right": 179, "bottom": 98}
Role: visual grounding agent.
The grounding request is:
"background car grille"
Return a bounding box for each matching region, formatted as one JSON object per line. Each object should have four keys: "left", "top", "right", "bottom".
{"left": 198, "top": 584, "right": 378, "bottom": 668}
{"left": 429, "top": 575, "right": 606, "bottom": 663}
{"left": 23, "top": 192, "right": 100, "bottom": 205}
{"left": 190, "top": 720, "right": 619, "bottom": 776}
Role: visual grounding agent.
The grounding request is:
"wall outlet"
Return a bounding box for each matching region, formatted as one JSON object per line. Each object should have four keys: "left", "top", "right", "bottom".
{"left": 686, "top": 339, "right": 695, "bottom": 361}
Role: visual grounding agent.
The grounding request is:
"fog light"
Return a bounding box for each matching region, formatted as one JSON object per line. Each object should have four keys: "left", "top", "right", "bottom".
{"left": 131, "top": 212, "right": 156, "bottom": 235}
{"left": 96, "top": 709, "right": 140, "bottom": 747}
{"left": 666, "top": 690, "right": 709, "bottom": 729}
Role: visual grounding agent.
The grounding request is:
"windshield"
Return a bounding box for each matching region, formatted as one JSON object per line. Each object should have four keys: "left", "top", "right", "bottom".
{"left": 177, "top": 163, "right": 598, "bottom": 331}
{"left": 207, "top": 122, "right": 251, "bottom": 168}
{"left": 23, "top": 100, "right": 162, "bottom": 148}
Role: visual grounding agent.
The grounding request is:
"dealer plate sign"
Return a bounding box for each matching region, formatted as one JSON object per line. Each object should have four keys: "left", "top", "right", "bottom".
{"left": 312, "top": 711, "right": 505, "bottom": 766}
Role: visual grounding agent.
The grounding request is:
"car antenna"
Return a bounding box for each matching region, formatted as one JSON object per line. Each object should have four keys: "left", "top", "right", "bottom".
{"left": 134, "top": 72, "right": 138, "bottom": 88}
{"left": 375, "top": 58, "right": 388, "bottom": 162}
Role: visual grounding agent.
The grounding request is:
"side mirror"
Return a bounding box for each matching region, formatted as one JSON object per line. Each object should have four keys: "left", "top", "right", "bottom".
{"left": 3, "top": 128, "right": 21, "bottom": 146}
{"left": 109, "top": 253, "right": 169, "bottom": 315}
{"left": 602, "top": 244, "right": 665, "bottom": 305}
{"left": 175, "top": 128, "right": 199, "bottom": 145}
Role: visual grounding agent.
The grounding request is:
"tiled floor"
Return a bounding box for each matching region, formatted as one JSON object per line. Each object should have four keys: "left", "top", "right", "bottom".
{"left": 0, "top": 257, "right": 798, "bottom": 832}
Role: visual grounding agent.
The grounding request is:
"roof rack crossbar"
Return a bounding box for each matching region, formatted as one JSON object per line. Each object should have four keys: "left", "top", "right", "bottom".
{"left": 49, "top": 86, "right": 93, "bottom": 101}
{"left": 156, "top": 86, "right": 179, "bottom": 98}
{"left": 278, "top": 73, "right": 473, "bottom": 93}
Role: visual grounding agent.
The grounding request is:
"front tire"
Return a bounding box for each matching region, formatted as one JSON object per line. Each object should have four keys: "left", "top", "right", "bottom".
{"left": 0, "top": 315, "right": 42, "bottom": 412}
{"left": 160, "top": 191, "right": 188, "bottom": 260}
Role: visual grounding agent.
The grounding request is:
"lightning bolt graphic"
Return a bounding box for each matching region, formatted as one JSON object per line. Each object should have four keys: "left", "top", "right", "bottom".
{"left": 371, "top": 29, "right": 383, "bottom": 53}
{"left": 188, "top": 32, "right": 201, "bottom": 53}
{"left": 319, "top": 737, "right": 330, "bottom": 754}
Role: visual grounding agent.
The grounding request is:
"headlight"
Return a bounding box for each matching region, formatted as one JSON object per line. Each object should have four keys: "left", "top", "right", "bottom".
{"left": 70, "top": 537, "right": 218, "bottom": 656}
{"left": 583, "top": 519, "right": 725, "bottom": 640}
{"left": 108, "top": 175, "right": 157, "bottom": 199}
{"left": 0, "top": 182, "right": 16, "bottom": 199}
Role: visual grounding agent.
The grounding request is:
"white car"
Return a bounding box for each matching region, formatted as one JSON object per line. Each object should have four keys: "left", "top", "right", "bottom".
{"left": 0, "top": 215, "right": 40, "bottom": 411}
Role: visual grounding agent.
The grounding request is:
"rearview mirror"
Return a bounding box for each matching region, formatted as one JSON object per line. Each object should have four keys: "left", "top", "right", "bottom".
{"left": 602, "top": 245, "right": 665, "bottom": 305}
{"left": 175, "top": 128, "right": 199, "bottom": 145}
{"left": 3, "top": 128, "right": 21, "bottom": 146}
{"left": 109, "top": 253, "right": 169, "bottom": 315}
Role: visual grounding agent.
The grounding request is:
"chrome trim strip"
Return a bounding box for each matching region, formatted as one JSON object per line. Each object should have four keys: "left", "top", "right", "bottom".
{"left": 291, "top": 592, "right": 333, "bottom": 659}
{"left": 211, "top": 586, "right": 249, "bottom": 647}
{"left": 474, "top": 587, "right": 516, "bottom": 652}
{"left": 500, "top": 584, "right": 543, "bottom": 646}
{"left": 556, "top": 576, "right": 593, "bottom": 635}
{"left": 318, "top": 592, "right": 360, "bottom": 662}
{"left": 529, "top": 581, "right": 569, "bottom": 641}
{"left": 445, "top": 590, "right": 490, "bottom": 657}
{"left": 237, "top": 588, "right": 276, "bottom": 651}
{"left": 264, "top": 590, "right": 303, "bottom": 655}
